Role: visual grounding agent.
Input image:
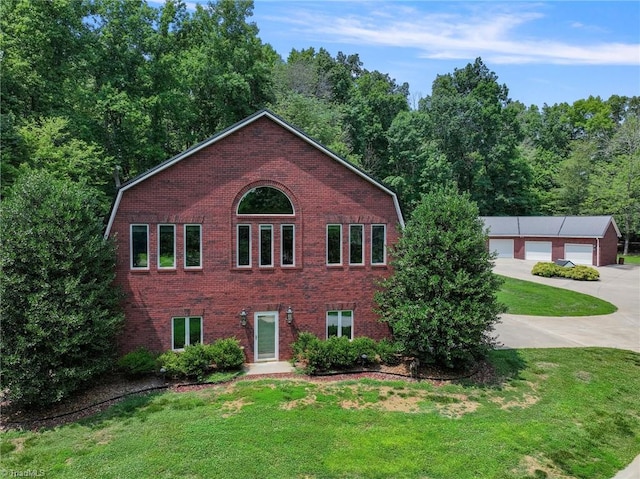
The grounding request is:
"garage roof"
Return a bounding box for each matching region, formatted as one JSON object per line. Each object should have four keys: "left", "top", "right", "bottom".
{"left": 481, "top": 216, "right": 620, "bottom": 238}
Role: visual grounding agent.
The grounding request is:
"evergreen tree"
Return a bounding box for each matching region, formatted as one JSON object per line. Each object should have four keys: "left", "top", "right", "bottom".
{"left": 0, "top": 171, "right": 124, "bottom": 407}
{"left": 375, "top": 188, "right": 505, "bottom": 368}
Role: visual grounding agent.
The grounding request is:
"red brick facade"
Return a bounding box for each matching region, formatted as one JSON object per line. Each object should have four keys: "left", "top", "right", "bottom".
{"left": 106, "top": 111, "right": 404, "bottom": 361}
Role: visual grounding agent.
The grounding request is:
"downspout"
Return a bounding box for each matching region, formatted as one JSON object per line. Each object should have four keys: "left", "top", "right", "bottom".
{"left": 596, "top": 237, "right": 600, "bottom": 267}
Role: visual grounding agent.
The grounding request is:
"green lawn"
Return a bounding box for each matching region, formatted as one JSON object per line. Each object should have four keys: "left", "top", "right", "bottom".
{"left": 620, "top": 254, "right": 640, "bottom": 264}
{"left": 497, "top": 275, "right": 617, "bottom": 316}
{"left": 2, "top": 348, "right": 639, "bottom": 479}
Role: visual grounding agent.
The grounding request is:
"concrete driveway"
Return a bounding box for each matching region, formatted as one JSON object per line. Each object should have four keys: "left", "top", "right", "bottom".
{"left": 492, "top": 259, "right": 640, "bottom": 353}
{"left": 492, "top": 259, "right": 640, "bottom": 479}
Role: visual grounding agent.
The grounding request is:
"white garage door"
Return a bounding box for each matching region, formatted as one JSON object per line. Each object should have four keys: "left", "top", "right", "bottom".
{"left": 565, "top": 244, "right": 593, "bottom": 265}
{"left": 489, "top": 239, "right": 514, "bottom": 258}
{"left": 525, "top": 241, "right": 552, "bottom": 261}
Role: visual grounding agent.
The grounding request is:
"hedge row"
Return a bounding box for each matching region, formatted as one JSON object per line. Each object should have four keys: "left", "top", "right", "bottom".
{"left": 118, "top": 338, "right": 245, "bottom": 381}
{"left": 292, "top": 332, "right": 402, "bottom": 374}
{"left": 531, "top": 262, "right": 600, "bottom": 281}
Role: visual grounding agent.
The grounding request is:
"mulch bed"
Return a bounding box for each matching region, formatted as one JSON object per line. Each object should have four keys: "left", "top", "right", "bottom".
{"left": 1, "top": 360, "right": 498, "bottom": 431}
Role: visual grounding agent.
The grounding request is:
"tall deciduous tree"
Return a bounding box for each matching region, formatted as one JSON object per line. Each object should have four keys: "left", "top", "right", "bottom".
{"left": 420, "top": 58, "right": 533, "bottom": 215}
{"left": 0, "top": 171, "right": 124, "bottom": 407}
{"left": 375, "top": 188, "right": 504, "bottom": 368}
{"left": 586, "top": 114, "right": 640, "bottom": 254}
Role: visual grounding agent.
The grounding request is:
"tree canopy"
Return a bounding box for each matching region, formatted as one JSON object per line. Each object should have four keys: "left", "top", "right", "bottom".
{"left": 2, "top": 0, "right": 639, "bottom": 246}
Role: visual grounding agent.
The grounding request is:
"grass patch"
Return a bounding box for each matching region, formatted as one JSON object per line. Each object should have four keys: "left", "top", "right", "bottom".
{"left": 2, "top": 349, "right": 639, "bottom": 479}
{"left": 497, "top": 275, "right": 617, "bottom": 316}
{"left": 620, "top": 254, "right": 640, "bottom": 264}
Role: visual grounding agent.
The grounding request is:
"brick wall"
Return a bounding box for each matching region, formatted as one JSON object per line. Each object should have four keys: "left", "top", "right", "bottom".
{"left": 109, "top": 116, "right": 401, "bottom": 360}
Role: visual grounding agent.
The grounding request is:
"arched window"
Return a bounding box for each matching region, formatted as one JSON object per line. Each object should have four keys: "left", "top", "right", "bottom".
{"left": 237, "top": 187, "right": 294, "bottom": 215}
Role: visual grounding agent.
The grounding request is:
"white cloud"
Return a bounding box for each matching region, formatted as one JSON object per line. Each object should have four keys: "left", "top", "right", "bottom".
{"left": 275, "top": 2, "right": 640, "bottom": 66}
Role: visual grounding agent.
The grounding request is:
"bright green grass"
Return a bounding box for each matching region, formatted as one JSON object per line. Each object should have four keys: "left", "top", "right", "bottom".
{"left": 497, "top": 275, "right": 617, "bottom": 316}
{"left": 1, "top": 349, "right": 639, "bottom": 479}
{"left": 621, "top": 254, "right": 640, "bottom": 264}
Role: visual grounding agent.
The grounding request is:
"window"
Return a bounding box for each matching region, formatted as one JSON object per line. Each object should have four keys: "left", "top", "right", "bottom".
{"left": 172, "top": 316, "right": 202, "bottom": 350}
{"left": 158, "top": 225, "right": 176, "bottom": 268}
{"left": 349, "top": 224, "right": 364, "bottom": 265}
{"left": 238, "top": 187, "right": 294, "bottom": 215}
{"left": 259, "top": 225, "right": 273, "bottom": 267}
{"left": 281, "top": 224, "right": 295, "bottom": 266}
{"left": 326, "top": 224, "right": 342, "bottom": 265}
{"left": 371, "top": 224, "right": 386, "bottom": 265}
{"left": 327, "top": 311, "right": 353, "bottom": 339}
{"left": 131, "top": 224, "right": 149, "bottom": 269}
{"left": 184, "top": 224, "right": 202, "bottom": 268}
{"left": 237, "top": 225, "right": 251, "bottom": 267}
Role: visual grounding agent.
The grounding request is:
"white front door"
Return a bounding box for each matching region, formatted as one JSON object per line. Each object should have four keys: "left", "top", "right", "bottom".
{"left": 255, "top": 312, "right": 278, "bottom": 362}
{"left": 525, "top": 241, "right": 552, "bottom": 261}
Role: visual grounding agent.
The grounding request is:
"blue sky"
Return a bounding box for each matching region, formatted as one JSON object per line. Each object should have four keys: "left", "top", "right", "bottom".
{"left": 186, "top": 1, "right": 640, "bottom": 107}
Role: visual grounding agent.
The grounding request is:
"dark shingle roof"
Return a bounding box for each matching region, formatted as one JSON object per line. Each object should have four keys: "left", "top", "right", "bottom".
{"left": 480, "top": 216, "right": 620, "bottom": 238}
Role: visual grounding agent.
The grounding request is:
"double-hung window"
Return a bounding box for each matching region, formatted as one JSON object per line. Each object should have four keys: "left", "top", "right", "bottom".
{"left": 184, "top": 224, "right": 202, "bottom": 269}
{"left": 326, "top": 311, "right": 353, "bottom": 339}
{"left": 131, "top": 224, "right": 149, "bottom": 269}
{"left": 371, "top": 224, "right": 387, "bottom": 265}
{"left": 172, "top": 316, "right": 203, "bottom": 350}
{"left": 349, "top": 224, "right": 364, "bottom": 265}
{"left": 158, "top": 224, "right": 176, "bottom": 269}
{"left": 326, "top": 224, "right": 342, "bottom": 265}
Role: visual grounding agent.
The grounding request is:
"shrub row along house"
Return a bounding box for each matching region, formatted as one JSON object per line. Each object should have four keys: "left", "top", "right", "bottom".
{"left": 105, "top": 110, "right": 404, "bottom": 361}
{"left": 481, "top": 216, "right": 620, "bottom": 266}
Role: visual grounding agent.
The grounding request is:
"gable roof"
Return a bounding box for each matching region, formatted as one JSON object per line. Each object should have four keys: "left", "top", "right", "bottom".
{"left": 105, "top": 110, "right": 405, "bottom": 237}
{"left": 480, "top": 216, "right": 621, "bottom": 238}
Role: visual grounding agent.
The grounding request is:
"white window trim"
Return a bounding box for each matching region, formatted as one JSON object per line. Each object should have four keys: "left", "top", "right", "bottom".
{"left": 259, "top": 224, "right": 274, "bottom": 267}
{"left": 237, "top": 224, "right": 252, "bottom": 268}
{"left": 371, "top": 224, "right": 387, "bottom": 265}
{"left": 130, "top": 224, "right": 149, "bottom": 270}
{"left": 281, "top": 224, "right": 295, "bottom": 267}
{"left": 326, "top": 224, "right": 342, "bottom": 266}
{"left": 158, "top": 224, "right": 176, "bottom": 269}
{"left": 184, "top": 224, "right": 202, "bottom": 269}
{"left": 326, "top": 310, "right": 354, "bottom": 340}
{"left": 349, "top": 224, "right": 364, "bottom": 265}
{"left": 171, "top": 316, "right": 203, "bottom": 351}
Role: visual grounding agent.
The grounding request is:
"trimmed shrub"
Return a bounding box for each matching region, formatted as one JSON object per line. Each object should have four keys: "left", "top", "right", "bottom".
{"left": 377, "top": 338, "right": 402, "bottom": 365}
{"left": 568, "top": 265, "right": 600, "bottom": 281}
{"left": 291, "top": 332, "right": 321, "bottom": 360}
{"left": 158, "top": 338, "right": 245, "bottom": 380}
{"left": 118, "top": 348, "right": 158, "bottom": 376}
{"left": 531, "top": 262, "right": 560, "bottom": 278}
{"left": 210, "top": 338, "right": 245, "bottom": 370}
{"left": 180, "top": 343, "right": 216, "bottom": 380}
{"left": 350, "top": 337, "right": 378, "bottom": 366}
{"left": 293, "top": 333, "right": 402, "bottom": 373}
{"left": 157, "top": 350, "right": 187, "bottom": 378}
{"left": 324, "top": 336, "right": 358, "bottom": 369}
{"left": 532, "top": 262, "right": 600, "bottom": 281}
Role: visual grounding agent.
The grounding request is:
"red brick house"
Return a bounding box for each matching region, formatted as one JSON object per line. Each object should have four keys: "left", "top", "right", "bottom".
{"left": 105, "top": 110, "right": 405, "bottom": 361}
{"left": 481, "top": 216, "right": 620, "bottom": 266}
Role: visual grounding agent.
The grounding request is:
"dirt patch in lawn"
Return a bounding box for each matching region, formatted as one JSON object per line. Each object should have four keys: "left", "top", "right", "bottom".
{"left": 514, "top": 454, "right": 574, "bottom": 479}
{"left": 280, "top": 383, "right": 480, "bottom": 417}
{"left": 1, "top": 359, "right": 499, "bottom": 430}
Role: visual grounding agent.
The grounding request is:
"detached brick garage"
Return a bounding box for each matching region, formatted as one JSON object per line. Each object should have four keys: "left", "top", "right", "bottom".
{"left": 105, "top": 110, "right": 404, "bottom": 361}
{"left": 481, "top": 216, "right": 620, "bottom": 266}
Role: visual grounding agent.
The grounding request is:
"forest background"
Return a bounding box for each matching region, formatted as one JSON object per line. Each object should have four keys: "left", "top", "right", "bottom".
{"left": 2, "top": 0, "right": 639, "bottom": 252}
